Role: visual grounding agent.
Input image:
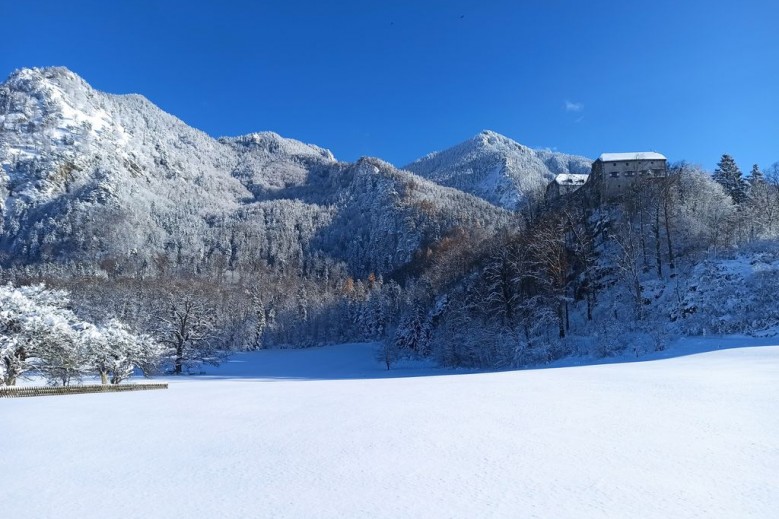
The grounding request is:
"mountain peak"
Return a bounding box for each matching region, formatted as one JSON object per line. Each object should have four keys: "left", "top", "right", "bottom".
{"left": 477, "top": 129, "right": 502, "bottom": 140}
{"left": 404, "top": 132, "right": 592, "bottom": 210}
{"left": 470, "top": 130, "right": 529, "bottom": 153}
{"left": 4, "top": 66, "right": 91, "bottom": 93}
{"left": 476, "top": 129, "right": 512, "bottom": 141}
{"left": 221, "top": 131, "right": 336, "bottom": 163}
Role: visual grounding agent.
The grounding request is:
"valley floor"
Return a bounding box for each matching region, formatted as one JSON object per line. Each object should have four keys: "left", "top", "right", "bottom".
{"left": 1, "top": 339, "right": 777, "bottom": 518}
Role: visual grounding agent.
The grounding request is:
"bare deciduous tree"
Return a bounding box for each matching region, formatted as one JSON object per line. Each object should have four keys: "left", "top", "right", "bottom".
{"left": 158, "top": 293, "right": 219, "bottom": 375}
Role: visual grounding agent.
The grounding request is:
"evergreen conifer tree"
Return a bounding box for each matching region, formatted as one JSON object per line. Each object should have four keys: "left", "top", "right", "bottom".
{"left": 749, "top": 164, "right": 765, "bottom": 186}
{"left": 712, "top": 154, "right": 748, "bottom": 204}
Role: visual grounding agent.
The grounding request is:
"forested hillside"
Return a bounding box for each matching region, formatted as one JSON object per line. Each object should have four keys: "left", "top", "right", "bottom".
{"left": 387, "top": 161, "right": 779, "bottom": 368}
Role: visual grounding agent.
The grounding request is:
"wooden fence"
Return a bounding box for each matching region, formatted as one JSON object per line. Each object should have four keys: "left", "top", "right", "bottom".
{"left": 0, "top": 383, "right": 168, "bottom": 398}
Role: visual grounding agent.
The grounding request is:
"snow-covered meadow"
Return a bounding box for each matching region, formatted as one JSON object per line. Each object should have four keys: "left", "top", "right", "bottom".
{"left": 2, "top": 339, "right": 777, "bottom": 518}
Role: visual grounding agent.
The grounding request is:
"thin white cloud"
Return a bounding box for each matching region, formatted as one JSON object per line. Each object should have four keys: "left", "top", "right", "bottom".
{"left": 564, "top": 100, "right": 584, "bottom": 112}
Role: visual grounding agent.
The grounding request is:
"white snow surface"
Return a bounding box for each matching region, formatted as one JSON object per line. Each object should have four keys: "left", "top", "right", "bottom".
{"left": 1, "top": 339, "right": 777, "bottom": 519}
{"left": 553, "top": 173, "right": 589, "bottom": 185}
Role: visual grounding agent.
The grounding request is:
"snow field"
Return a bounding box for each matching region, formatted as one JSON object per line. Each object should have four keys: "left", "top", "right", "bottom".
{"left": 1, "top": 341, "right": 777, "bottom": 518}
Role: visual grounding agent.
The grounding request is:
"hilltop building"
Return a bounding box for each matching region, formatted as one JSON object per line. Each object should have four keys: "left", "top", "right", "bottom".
{"left": 545, "top": 173, "right": 589, "bottom": 200}
{"left": 590, "top": 152, "right": 668, "bottom": 197}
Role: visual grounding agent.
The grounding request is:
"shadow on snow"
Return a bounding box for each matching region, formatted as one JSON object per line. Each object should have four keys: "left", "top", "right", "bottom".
{"left": 172, "top": 336, "right": 778, "bottom": 382}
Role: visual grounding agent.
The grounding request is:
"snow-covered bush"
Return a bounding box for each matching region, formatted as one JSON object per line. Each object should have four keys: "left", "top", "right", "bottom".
{"left": 85, "top": 319, "right": 165, "bottom": 384}
{"left": 0, "top": 283, "right": 163, "bottom": 385}
{"left": 0, "top": 284, "right": 75, "bottom": 385}
{"left": 673, "top": 250, "right": 779, "bottom": 335}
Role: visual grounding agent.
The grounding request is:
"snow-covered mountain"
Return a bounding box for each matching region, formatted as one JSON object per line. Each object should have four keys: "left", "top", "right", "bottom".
{"left": 404, "top": 130, "right": 593, "bottom": 210}
{"left": 220, "top": 131, "right": 336, "bottom": 197}
{"left": 0, "top": 67, "right": 511, "bottom": 276}
{"left": 0, "top": 67, "right": 247, "bottom": 264}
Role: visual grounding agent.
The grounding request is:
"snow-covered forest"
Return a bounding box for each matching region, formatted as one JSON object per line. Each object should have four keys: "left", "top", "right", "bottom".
{"left": 1, "top": 66, "right": 779, "bottom": 382}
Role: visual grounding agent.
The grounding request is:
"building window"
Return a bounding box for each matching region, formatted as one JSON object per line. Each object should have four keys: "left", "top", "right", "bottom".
{"left": 610, "top": 172, "right": 619, "bottom": 178}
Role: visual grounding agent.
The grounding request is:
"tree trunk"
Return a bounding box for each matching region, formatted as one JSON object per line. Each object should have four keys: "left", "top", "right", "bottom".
{"left": 100, "top": 371, "right": 108, "bottom": 385}
{"left": 654, "top": 208, "right": 663, "bottom": 278}
{"left": 587, "top": 291, "right": 593, "bottom": 321}
{"left": 637, "top": 201, "right": 649, "bottom": 270}
{"left": 634, "top": 276, "right": 643, "bottom": 320}
{"left": 557, "top": 301, "right": 566, "bottom": 338}
{"left": 663, "top": 200, "right": 675, "bottom": 270}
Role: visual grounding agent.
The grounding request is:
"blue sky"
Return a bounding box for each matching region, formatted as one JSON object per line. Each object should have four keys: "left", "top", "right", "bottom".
{"left": 2, "top": 0, "right": 777, "bottom": 170}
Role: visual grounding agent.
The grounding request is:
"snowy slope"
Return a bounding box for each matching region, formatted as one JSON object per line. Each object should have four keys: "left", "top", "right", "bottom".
{"left": 220, "top": 131, "right": 336, "bottom": 196}
{"left": 0, "top": 67, "right": 511, "bottom": 275}
{"left": 0, "top": 66, "right": 250, "bottom": 263}
{"left": 306, "top": 157, "right": 515, "bottom": 276}
{"left": 1, "top": 340, "right": 776, "bottom": 519}
{"left": 0, "top": 67, "right": 343, "bottom": 266}
{"left": 0, "top": 67, "right": 248, "bottom": 207}
{"left": 404, "top": 130, "right": 592, "bottom": 210}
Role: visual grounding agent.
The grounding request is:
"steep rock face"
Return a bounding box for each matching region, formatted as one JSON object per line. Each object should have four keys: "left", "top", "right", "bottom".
{"left": 404, "top": 130, "right": 592, "bottom": 210}
{"left": 0, "top": 67, "right": 512, "bottom": 277}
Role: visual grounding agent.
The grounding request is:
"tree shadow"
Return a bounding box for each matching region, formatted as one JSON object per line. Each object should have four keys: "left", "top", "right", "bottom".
{"left": 540, "top": 335, "right": 779, "bottom": 371}
{"left": 167, "top": 336, "right": 778, "bottom": 382}
{"left": 175, "top": 342, "right": 477, "bottom": 382}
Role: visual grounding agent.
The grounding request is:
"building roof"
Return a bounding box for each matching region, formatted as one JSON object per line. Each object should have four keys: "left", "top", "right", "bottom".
{"left": 553, "top": 173, "right": 589, "bottom": 185}
{"left": 598, "top": 152, "right": 666, "bottom": 162}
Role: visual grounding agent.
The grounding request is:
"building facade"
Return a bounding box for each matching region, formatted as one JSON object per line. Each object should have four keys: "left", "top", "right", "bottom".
{"left": 590, "top": 152, "right": 667, "bottom": 198}
{"left": 545, "top": 173, "right": 589, "bottom": 200}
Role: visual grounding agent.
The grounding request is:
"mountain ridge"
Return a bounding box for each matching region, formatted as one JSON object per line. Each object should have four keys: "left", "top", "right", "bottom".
{"left": 1, "top": 67, "right": 591, "bottom": 213}
{"left": 0, "top": 66, "right": 513, "bottom": 277}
